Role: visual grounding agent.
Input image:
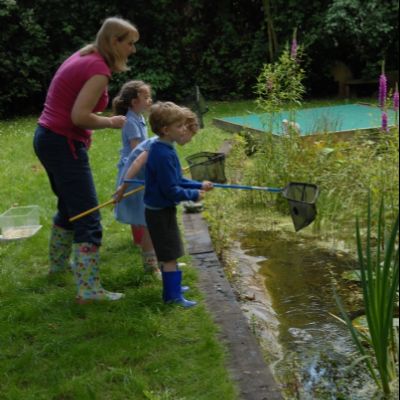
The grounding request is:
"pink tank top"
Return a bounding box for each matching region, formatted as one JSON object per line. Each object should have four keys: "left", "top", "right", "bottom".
{"left": 38, "top": 51, "right": 111, "bottom": 146}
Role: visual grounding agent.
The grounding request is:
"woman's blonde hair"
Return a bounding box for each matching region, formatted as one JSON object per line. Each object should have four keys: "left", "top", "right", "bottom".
{"left": 112, "top": 80, "right": 150, "bottom": 115}
{"left": 80, "top": 17, "right": 139, "bottom": 72}
{"left": 149, "top": 102, "right": 186, "bottom": 136}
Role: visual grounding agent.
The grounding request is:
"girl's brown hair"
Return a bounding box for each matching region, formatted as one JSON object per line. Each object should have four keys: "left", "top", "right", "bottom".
{"left": 80, "top": 17, "right": 139, "bottom": 72}
{"left": 181, "top": 107, "right": 199, "bottom": 135}
{"left": 112, "top": 80, "right": 150, "bottom": 115}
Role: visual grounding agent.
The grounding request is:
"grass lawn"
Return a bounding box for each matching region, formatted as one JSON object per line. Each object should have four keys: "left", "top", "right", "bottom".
{"left": 0, "top": 97, "right": 373, "bottom": 399}
{"left": 0, "top": 110, "right": 235, "bottom": 400}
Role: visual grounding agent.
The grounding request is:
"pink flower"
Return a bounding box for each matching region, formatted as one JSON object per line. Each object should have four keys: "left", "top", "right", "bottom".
{"left": 291, "top": 28, "right": 298, "bottom": 60}
{"left": 379, "top": 74, "right": 387, "bottom": 109}
{"left": 393, "top": 84, "right": 399, "bottom": 112}
{"left": 382, "top": 111, "right": 389, "bottom": 132}
{"left": 379, "top": 61, "right": 387, "bottom": 109}
{"left": 291, "top": 38, "right": 297, "bottom": 60}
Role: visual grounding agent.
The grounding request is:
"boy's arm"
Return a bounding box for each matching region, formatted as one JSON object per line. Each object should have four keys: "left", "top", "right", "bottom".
{"left": 157, "top": 154, "right": 201, "bottom": 202}
{"left": 114, "top": 151, "right": 148, "bottom": 202}
{"left": 180, "top": 177, "right": 214, "bottom": 191}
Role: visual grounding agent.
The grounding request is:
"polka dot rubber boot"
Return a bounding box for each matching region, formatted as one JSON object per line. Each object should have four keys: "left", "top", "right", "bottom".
{"left": 73, "top": 243, "right": 124, "bottom": 304}
{"left": 49, "top": 225, "right": 74, "bottom": 273}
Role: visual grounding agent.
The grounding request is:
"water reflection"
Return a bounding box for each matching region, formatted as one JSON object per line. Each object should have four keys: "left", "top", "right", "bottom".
{"left": 240, "top": 229, "right": 373, "bottom": 399}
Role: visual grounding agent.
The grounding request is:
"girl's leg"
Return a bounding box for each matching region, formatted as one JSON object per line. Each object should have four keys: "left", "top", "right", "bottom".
{"left": 140, "top": 227, "right": 154, "bottom": 253}
{"left": 131, "top": 225, "right": 144, "bottom": 247}
{"left": 139, "top": 227, "right": 160, "bottom": 276}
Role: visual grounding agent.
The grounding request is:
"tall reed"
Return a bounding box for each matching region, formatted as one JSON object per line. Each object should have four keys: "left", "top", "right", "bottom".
{"left": 335, "top": 196, "right": 399, "bottom": 396}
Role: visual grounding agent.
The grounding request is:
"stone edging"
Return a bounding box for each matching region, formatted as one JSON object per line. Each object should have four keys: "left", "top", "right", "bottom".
{"left": 183, "top": 212, "right": 283, "bottom": 400}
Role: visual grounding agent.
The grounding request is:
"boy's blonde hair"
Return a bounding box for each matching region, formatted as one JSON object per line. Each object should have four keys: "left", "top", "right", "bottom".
{"left": 112, "top": 80, "right": 150, "bottom": 115}
{"left": 80, "top": 17, "right": 139, "bottom": 72}
{"left": 149, "top": 102, "right": 186, "bottom": 136}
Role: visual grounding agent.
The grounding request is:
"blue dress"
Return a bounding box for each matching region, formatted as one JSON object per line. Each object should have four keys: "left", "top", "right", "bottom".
{"left": 114, "top": 137, "right": 158, "bottom": 226}
{"left": 116, "top": 110, "right": 148, "bottom": 175}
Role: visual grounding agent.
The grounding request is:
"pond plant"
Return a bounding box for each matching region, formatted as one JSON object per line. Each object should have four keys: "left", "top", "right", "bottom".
{"left": 334, "top": 196, "right": 399, "bottom": 397}
{"left": 255, "top": 29, "right": 305, "bottom": 131}
{"left": 245, "top": 44, "right": 400, "bottom": 236}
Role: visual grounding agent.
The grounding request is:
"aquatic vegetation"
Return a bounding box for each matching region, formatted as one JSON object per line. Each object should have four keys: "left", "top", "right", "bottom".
{"left": 379, "top": 62, "right": 388, "bottom": 109}
{"left": 255, "top": 42, "right": 305, "bottom": 115}
{"left": 335, "top": 196, "right": 399, "bottom": 396}
{"left": 393, "top": 83, "right": 399, "bottom": 112}
{"left": 237, "top": 126, "right": 399, "bottom": 237}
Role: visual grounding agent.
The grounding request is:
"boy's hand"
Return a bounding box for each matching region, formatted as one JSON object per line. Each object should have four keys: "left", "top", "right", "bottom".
{"left": 201, "top": 181, "right": 214, "bottom": 191}
{"left": 197, "top": 190, "right": 206, "bottom": 201}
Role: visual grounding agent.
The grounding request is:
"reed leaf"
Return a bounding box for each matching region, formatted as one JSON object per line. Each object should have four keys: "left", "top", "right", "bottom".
{"left": 333, "top": 286, "right": 379, "bottom": 385}
{"left": 337, "top": 195, "right": 399, "bottom": 396}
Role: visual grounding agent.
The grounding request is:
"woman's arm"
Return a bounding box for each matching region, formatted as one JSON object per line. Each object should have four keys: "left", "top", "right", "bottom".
{"left": 71, "top": 75, "right": 126, "bottom": 129}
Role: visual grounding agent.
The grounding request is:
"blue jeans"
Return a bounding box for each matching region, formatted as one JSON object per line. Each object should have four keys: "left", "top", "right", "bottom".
{"left": 33, "top": 125, "right": 102, "bottom": 246}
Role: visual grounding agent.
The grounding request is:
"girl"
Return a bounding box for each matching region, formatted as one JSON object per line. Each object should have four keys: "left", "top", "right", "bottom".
{"left": 112, "top": 80, "right": 152, "bottom": 249}
{"left": 114, "top": 107, "right": 200, "bottom": 276}
{"left": 33, "top": 17, "right": 139, "bottom": 303}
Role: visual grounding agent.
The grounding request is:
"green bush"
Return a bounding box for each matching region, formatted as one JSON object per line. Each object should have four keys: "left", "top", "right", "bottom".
{"left": 0, "top": 0, "right": 398, "bottom": 117}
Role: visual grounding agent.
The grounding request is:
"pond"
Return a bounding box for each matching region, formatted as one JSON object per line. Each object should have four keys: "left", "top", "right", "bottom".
{"left": 213, "top": 104, "right": 397, "bottom": 136}
{"left": 238, "top": 229, "right": 376, "bottom": 400}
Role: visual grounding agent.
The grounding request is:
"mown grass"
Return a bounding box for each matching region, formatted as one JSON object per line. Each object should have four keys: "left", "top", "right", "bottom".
{"left": 1, "top": 97, "right": 395, "bottom": 399}
{"left": 0, "top": 114, "right": 236, "bottom": 400}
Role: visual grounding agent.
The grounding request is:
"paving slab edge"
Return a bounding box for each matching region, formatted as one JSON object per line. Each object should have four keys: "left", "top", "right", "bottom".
{"left": 183, "top": 212, "right": 283, "bottom": 400}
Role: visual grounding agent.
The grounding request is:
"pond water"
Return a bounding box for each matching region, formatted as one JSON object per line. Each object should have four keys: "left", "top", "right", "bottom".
{"left": 239, "top": 229, "right": 376, "bottom": 399}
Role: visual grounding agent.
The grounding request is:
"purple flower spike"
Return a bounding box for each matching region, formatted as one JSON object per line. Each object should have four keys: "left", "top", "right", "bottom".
{"left": 393, "top": 83, "right": 399, "bottom": 112}
{"left": 379, "top": 73, "right": 387, "bottom": 109}
{"left": 291, "top": 28, "right": 298, "bottom": 60}
{"left": 382, "top": 111, "right": 389, "bottom": 132}
{"left": 291, "top": 38, "right": 297, "bottom": 60}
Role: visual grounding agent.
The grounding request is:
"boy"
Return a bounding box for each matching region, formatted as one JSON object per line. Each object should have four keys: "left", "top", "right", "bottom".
{"left": 114, "top": 107, "right": 201, "bottom": 278}
{"left": 144, "top": 102, "right": 213, "bottom": 307}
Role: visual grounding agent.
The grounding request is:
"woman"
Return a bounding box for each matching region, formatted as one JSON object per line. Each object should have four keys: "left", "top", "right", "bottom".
{"left": 33, "top": 17, "right": 139, "bottom": 303}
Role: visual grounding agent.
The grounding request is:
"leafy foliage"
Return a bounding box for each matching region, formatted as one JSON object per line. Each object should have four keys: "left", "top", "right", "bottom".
{"left": 0, "top": 0, "right": 398, "bottom": 116}
{"left": 324, "top": 0, "right": 399, "bottom": 78}
{"left": 255, "top": 45, "right": 306, "bottom": 113}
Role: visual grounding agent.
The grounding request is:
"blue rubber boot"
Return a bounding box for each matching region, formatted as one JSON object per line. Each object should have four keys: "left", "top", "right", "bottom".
{"left": 159, "top": 263, "right": 189, "bottom": 295}
{"left": 162, "top": 270, "right": 197, "bottom": 308}
{"left": 177, "top": 263, "right": 189, "bottom": 293}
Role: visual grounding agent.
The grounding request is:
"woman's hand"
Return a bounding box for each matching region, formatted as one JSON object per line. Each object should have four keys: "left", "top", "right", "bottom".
{"left": 109, "top": 115, "right": 126, "bottom": 129}
{"left": 71, "top": 76, "right": 126, "bottom": 130}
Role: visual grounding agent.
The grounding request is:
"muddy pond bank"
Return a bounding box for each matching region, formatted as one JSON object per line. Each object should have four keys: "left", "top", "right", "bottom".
{"left": 225, "top": 225, "right": 381, "bottom": 399}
